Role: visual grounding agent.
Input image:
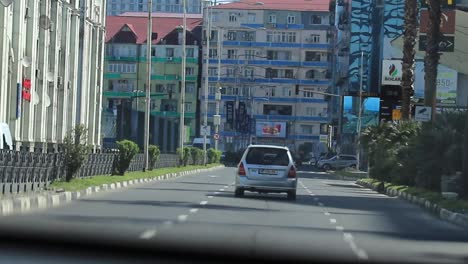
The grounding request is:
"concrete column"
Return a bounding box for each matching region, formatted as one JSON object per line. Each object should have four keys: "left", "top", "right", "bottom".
{"left": 0, "top": 5, "right": 12, "bottom": 123}
{"left": 162, "top": 117, "right": 168, "bottom": 152}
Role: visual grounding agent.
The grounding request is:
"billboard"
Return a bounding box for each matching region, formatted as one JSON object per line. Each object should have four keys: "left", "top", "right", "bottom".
{"left": 381, "top": 60, "right": 403, "bottom": 85}
{"left": 414, "top": 62, "right": 458, "bottom": 104}
{"left": 255, "top": 122, "right": 287, "bottom": 138}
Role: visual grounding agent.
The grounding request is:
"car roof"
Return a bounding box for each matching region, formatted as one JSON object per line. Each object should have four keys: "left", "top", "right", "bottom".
{"left": 247, "top": 144, "right": 289, "bottom": 150}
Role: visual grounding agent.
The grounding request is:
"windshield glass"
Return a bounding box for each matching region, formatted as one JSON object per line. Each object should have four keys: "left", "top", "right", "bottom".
{"left": 245, "top": 147, "right": 289, "bottom": 166}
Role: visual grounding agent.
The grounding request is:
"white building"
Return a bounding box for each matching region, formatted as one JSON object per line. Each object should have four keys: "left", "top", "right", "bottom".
{"left": 200, "top": 0, "right": 332, "bottom": 152}
{"left": 0, "top": 0, "right": 106, "bottom": 152}
{"left": 107, "top": 0, "right": 202, "bottom": 15}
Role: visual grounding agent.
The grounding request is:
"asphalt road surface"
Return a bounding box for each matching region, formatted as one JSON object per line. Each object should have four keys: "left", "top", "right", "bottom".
{"left": 2, "top": 167, "right": 468, "bottom": 263}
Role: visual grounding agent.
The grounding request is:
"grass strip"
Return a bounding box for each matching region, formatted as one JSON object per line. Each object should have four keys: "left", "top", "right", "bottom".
{"left": 358, "top": 179, "right": 468, "bottom": 213}
{"left": 333, "top": 170, "right": 369, "bottom": 179}
{"left": 51, "top": 164, "right": 222, "bottom": 192}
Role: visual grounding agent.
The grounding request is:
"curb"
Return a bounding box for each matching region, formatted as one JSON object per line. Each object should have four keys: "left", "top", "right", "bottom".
{"left": 0, "top": 165, "right": 225, "bottom": 216}
{"left": 356, "top": 180, "right": 468, "bottom": 229}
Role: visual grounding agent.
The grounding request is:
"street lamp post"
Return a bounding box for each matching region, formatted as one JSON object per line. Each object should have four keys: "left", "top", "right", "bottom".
{"left": 143, "top": 0, "right": 153, "bottom": 171}
{"left": 179, "top": 0, "right": 187, "bottom": 150}
{"left": 202, "top": 0, "right": 212, "bottom": 165}
{"left": 356, "top": 51, "right": 364, "bottom": 171}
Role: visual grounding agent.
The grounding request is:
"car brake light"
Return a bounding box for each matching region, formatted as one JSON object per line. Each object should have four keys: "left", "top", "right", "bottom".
{"left": 238, "top": 163, "right": 246, "bottom": 176}
{"left": 288, "top": 166, "right": 296, "bottom": 178}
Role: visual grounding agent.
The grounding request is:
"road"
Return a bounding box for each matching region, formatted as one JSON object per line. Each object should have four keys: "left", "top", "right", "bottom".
{"left": 2, "top": 167, "right": 468, "bottom": 263}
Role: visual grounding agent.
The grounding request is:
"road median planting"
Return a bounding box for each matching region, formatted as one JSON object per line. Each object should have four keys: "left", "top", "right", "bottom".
{"left": 357, "top": 178, "right": 468, "bottom": 228}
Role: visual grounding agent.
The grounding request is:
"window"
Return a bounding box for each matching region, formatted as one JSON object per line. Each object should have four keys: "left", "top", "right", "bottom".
{"left": 208, "top": 84, "right": 217, "bottom": 95}
{"left": 282, "top": 88, "right": 291, "bottom": 97}
{"left": 185, "top": 67, "right": 195, "bottom": 75}
{"left": 267, "top": 50, "right": 291, "bottom": 60}
{"left": 269, "top": 14, "right": 276, "bottom": 23}
{"left": 266, "top": 88, "right": 276, "bottom": 97}
{"left": 284, "top": 69, "right": 294, "bottom": 78}
{"left": 263, "top": 104, "right": 292, "bottom": 115}
{"left": 166, "top": 48, "right": 174, "bottom": 57}
{"left": 151, "top": 47, "right": 156, "bottom": 56}
{"left": 306, "top": 107, "right": 317, "bottom": 116}
{"left": 303, "top": 91, "right": 314, "bottom": 97}
{"left": 229, "top": 12, "right": 237, "bottom": 22}
{"left": 227, "top": 49, "right": 237, "bottom": 59}
{"left": 107, "top": 63, "right": 137, "bottom": 73}
{"left": 108, "top": 99, "right": 114, "bottom": 110}
{"left": 208, "top": 67, "right": 218, "bottom": 76}
{"left": 248, "top": 13, "right": 256, "bottom": 22}
{"left": 227, "top": 31, "right": 237, "bottom": 40}
{"left": 301, "top": 125, "right": 314, "bottom": 134}
{"left": 245, "top": 50, "right": 255, "bottom": 60}
{"left": 267, "top": 51, "right": 278, "bottom": 60}
{"left": 311, "top": 15, "right": 322, "bottom": 24}
{"left": 184, "top": 102, "right": 192, "bottom": 112}
{"left": 208, "top": 102, "right": 216, "bottom": 113}
{"left": 305, "top": 51, "right": 321, "bottom": 61}
{"left": 226, "top": 67, "right": 236, "bottom": 77}
{"left": 246, "top": 147, "right": 289, "bottom": 166}
{"left": 212, "top": 12, "right": 219, "bottom": 22}
{"left": 287, "top": 32, "right": 296, "bottom": 43}
{"left": 265, "top": 68, "right": 278, "bottom": 78}
{"left": 209, "top": 49, "right": 218, "bottom": 58}
{"left": 186, "top": 83, "right": 195, "bottom": 93}
{"left": 186, "top": 48, "right": 194, "bottom": 58}
{"left": 306, "top": 70, "right": 316, "bottom": 79}
{"left": 287, "top": 15, "right": 296, "bottom": 24}
{"left": 244, "top": 67, "right": 254, "bottom": 78}
{"left": 266, "top": 31, "right": 296, "bottom": 43}
{"left": 307, "top": 34, "right": 321, "bottom": 43}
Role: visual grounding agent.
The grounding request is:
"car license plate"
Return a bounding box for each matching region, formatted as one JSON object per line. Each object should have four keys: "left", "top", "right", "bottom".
{"left": 259, "top": 169, "right": 277, "bottom": 175}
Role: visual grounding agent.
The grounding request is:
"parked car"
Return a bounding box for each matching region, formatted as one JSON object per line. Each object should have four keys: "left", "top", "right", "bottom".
{"left": 316, "top": 155, "right": 357, "bottom": 171}
{"left": 235, "top": 145, "right": 297, "bottom": 200}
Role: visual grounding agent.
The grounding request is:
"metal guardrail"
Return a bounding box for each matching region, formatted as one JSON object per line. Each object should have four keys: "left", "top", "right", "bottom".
{"left": 0, "top": 150, "right": 180, "bottom": 196}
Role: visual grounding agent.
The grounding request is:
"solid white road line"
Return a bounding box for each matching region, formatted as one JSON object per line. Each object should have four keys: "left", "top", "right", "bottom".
{"left": 219, "top": 189, "right": 225, "bottom": 191}
{"left": 200, "top": 201, "right": 208, "bottom": 205}
{"left": 208, "top": 196, "right": 214, "bottom": 199}
{"left": 139, "top": 229, "right": 157, "bottom": 239}
{"left": 189, "top": 208, "right": 199, "bottom": 213}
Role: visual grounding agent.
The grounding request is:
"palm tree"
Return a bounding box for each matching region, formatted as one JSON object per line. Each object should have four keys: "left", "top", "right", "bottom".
{"left": 400, "top": 0, "right": 418, "bottom": 120}
{"left": 424, "top": 0, "right": 441, "bottom": 121}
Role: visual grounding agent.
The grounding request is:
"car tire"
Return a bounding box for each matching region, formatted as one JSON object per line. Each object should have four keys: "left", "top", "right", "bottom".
{"left": 323, "top": 164, "right": 331, "bottom": 171}
{"left": 234, "top": 188, "right": 244, "bottom": 197}
{"left": 287, "top": 190, "right": 296, "bottom": 200}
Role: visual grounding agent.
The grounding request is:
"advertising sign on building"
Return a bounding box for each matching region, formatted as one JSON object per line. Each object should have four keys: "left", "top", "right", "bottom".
{"left": 381, "top": 60, "right": 403, "bottom": 85}
{"left": 255, "top": 122, "right": 287, "bottom": 138}
{"left": 414, "top": 62, "right": 458, "bottom": 104}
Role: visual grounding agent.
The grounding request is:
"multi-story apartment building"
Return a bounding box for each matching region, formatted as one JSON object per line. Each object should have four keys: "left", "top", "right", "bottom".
{"left": 0, "top": 0, "right": 106, "bottom": 152}
{"left": 200, "top": 0, "right": 332, "bottom": 153}
{"left": 107, "top": 0, "right": 202, "bottom": 15}
{"left": 103, "top": 13, "right": 202, "bottom": 152}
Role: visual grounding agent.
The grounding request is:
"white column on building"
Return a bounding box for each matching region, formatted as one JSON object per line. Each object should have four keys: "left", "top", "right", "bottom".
{"left": 0, "top": 4, "right": 13, "bottom": 123}
{"left": 67, "top": 0, "right": 81, "bottom": 138}
{"left": 8, "top": 0, "right": 28, "bottom": 149}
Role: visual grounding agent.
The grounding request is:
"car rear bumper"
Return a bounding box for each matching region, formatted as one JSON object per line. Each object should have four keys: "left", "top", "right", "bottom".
{"left": 235, "top": 176, "right": 297, "bottom": 191}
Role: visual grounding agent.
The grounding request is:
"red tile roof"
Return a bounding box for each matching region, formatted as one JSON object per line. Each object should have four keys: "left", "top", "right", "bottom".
{"left": 213, "top": 0, "right": 330, "bottom": 12}
{"left": 119, "top": 12, "right": 203, "bottom": 19}
{"left": 106, "top": 15, "right": 203, "bottom": 44}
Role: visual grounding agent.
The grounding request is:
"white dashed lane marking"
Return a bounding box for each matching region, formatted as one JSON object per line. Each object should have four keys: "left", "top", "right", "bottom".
{"left": 200, "top": 201, "right": 208, "bottom": 205}
{"left": 336, "top": 226, "right": 344, "bottom": 231}
{"left": 324, "top": 212, "right": 330, "bottom": 216}
{"left": 208, "top": 196, "right": 214, "bottom": 199}
{"left": 139, "top": 229, "right": 157, "bottom": 239}
{"left": 214, "top": 191, "right": 220, "bottom": 195}
{"left": 189, "top": 208, "right": 199, "bottom": 213}
{"left": 177, "top": 215, "right": 188, "bottom": 222}
{"left": 330, "top": 218, "right": 337, "bottom": 224}
{"left": 219, "top": 189, "right": 225, "bottom": 191}
{"left": 343, "top": 233, "right": 369, "bottom": 261}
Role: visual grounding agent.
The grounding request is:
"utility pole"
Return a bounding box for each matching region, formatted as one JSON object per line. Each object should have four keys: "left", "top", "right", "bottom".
{"left": 143, "top": 0, "right": 153, "bottom": 171}
{"left": 203, "top": 1, "right": 211, "bottom": 165}
{"left": 179, "top": 0, "right": 187, "bottom": 149}
{"left": 214, "top": 28, "right": 222, "bottom": 151}
{"left": 463, "top": 96, "right": 468, "bottom": 198}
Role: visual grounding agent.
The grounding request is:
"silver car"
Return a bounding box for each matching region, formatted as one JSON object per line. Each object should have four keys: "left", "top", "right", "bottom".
{"left": 235, "top": 145, "right": 297, "bottom": 200}
{"left": 316, "top": 155, "right": 357, "bottom": 171}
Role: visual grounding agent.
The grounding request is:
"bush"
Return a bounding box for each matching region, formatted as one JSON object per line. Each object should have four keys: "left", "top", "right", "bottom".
{"left": 63, "top": 125, "right": 91, "bottom": 182}
{"left": 207, "top": 148, "right": 222, "bottom": 164}
{"left": 148, "top": 145, "right": 161, "bottom": 170}
{"left": 177, "top": 147, "right": 191, "bottom": 166}
{"left": 190, "top": 147, "right": 203, "bottom": 165}
{"left": 113, "top": 140, "right": 139, "bottom": 175}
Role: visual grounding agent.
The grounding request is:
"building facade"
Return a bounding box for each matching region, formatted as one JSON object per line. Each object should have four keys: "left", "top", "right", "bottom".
{"left": 103, "top": 14, "right": 202, "bottom": 152}
{"left": 201, "top": 0, "right": 332, "bottom": 153}
{"left": 0, "top": 0, "right": 106, "bottom": 152}
{"left": 107, "top": 0, "right": 202, "bottom": 15}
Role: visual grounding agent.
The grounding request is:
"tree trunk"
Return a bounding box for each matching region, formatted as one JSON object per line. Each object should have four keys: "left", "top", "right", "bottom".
{"left": 424, "top": 0, "right": 441, "bottom": 122}
{"left": 400, "top": 0, "right": 418, "bottom": 120}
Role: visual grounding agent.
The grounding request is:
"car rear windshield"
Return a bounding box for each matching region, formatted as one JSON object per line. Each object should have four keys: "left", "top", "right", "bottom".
{"left": 245, "top": 147, "right": 289, "bottom": 166}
